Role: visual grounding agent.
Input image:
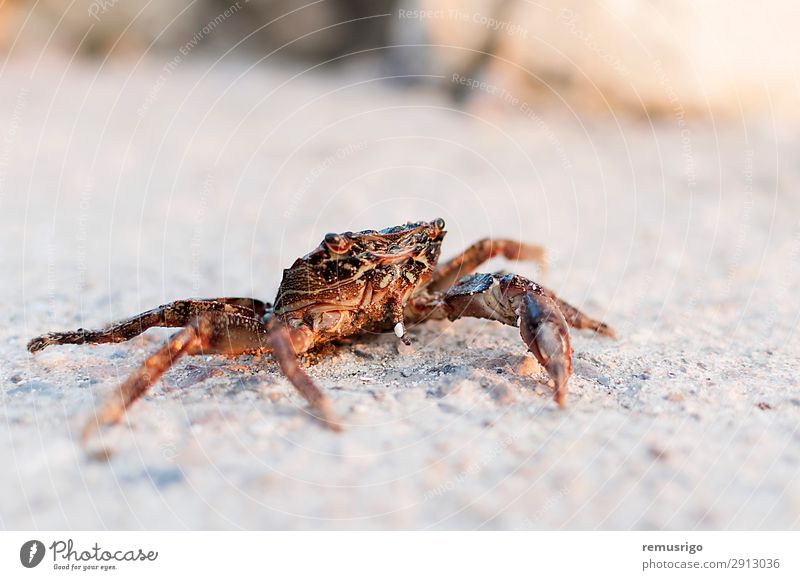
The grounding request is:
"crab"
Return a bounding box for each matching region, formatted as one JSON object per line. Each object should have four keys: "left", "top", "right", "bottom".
{"left": 28, "top": 218, "right": 615, "bottom": 440}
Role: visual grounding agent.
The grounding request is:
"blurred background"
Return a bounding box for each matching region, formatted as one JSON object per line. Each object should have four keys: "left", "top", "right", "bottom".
{"left": 2, "top": 0, "right": 799, "bottom": 117}
{"left": 2, "top": 1, "right": 799, "bottom": 530}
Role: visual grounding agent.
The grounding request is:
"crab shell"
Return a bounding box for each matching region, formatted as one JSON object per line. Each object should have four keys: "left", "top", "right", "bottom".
{"left": 273, "top": 219, "right": 447, "bottom": 338}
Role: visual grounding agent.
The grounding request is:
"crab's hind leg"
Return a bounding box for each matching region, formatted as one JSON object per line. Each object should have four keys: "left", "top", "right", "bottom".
{"left": 538, "top": 286, "right": 616, "bottom": 338}
{"left": 428, "top": 238, "right": 546, "bottom": 292}
{"left": 27, "top": 297, "right": 269, "bottom": 353}
{"left": 442, "top": 273, "right": 610, "bottom": 406}
{"left": 81, "top": 311, "right": 271, "bottom": 442}
{"left": 81, "top": 311, "right": 340, "bottom": 443}
{"left": 210, "top": 297, "right": 270, "bottom": 318}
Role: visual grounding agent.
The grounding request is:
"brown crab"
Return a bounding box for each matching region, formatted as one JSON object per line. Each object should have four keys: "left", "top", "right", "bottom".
{"left": 28, "top": 219, "right": 614, "bottom": 440}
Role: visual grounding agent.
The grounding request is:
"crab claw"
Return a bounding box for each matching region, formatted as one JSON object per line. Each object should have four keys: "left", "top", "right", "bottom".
{"left": 518, "top": 293, "right": 573, "bottom": 406}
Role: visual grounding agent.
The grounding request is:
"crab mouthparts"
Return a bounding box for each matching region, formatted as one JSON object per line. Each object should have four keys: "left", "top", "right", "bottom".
{"left": 370, "top": 247, "right": 420, "bottom": 263}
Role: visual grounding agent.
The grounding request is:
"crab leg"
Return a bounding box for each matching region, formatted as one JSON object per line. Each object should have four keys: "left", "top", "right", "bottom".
{"left": 80, "top": 311, "right": 273, "bottom": 442}
{"left": 428, "top": 239, "right": 546, "bottom": 292}
{"left": 537, "top": 286, "right": 616, "bottom": 338}
{"left": 265, "top": 319, "right": 342, "bottom": 431}
{"left": 387, "top": 295, "right": 412, "bottom": 345}
{"left": 82, "top": 321, "right": 205, "bottom": 442}
{"left": 27, "top": 297, "right": 269, "bottom": 353}
{"left": 30, "top": 304, "right": 340, "bottom": 442}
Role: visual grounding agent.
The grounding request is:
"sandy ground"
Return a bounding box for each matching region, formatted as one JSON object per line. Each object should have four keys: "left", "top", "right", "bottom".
{"left": 1, "top": 57, "right": 799, "bottom": 530}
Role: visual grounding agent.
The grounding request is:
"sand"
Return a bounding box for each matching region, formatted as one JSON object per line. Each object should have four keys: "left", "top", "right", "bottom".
{"left": 1, "top": 56, "right": 799, "bottom": 530}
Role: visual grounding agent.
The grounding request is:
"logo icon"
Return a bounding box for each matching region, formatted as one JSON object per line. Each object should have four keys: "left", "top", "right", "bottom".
{"left": 20, "top": 540, "right": 46, "bottom": 568}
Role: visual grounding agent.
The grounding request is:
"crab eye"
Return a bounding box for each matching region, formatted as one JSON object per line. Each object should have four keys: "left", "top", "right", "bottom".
{"left": 324, "top": 232, "right": 352, "bottom": 254}
{"left": 433, "top": 218, "right": 446, "bottom": 230}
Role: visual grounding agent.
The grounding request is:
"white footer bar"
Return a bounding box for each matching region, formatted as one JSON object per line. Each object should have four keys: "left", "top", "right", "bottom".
{"left": 2, "top": 531, "right": 797, "bottom": 579}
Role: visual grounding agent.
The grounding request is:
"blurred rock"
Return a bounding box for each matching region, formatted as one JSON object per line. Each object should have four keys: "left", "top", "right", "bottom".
{"left": 205, "top": 0, "right": 396, "bottom": 60}
{"left": 2, "top": 1, "right": 799, "bottom": 116}
{"left": 2, "top": 0, "right": 205, "bottom": 56}
{"left": 409, "top": 0, "right": 800, "bottom": 118}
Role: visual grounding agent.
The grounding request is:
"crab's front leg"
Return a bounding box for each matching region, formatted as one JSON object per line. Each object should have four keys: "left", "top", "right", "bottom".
{"left": 265, "top": 318, "right": 342, "bottom": 431}
{"left": 387, "top": 291, "right": 415, "bottom": 345}
{"left": 437, "top": 273, "right": 596, "bottom": 406}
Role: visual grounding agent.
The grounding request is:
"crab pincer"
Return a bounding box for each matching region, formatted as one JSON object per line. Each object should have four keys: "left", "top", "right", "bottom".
{"left": 442, "top": 273, "right": 611, "bottom": 406}
{"left": 517, "top": 292, "right": 573, "bottom": 406}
